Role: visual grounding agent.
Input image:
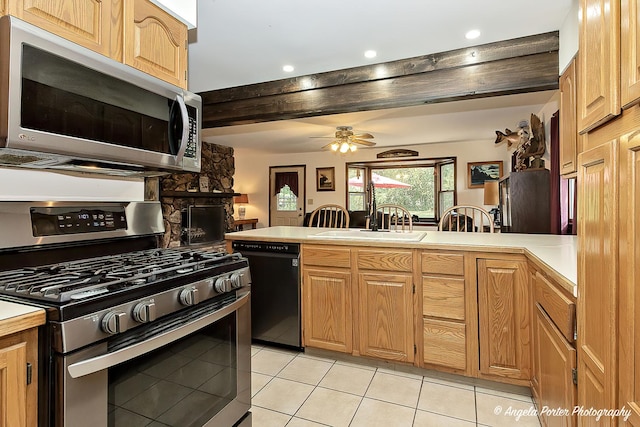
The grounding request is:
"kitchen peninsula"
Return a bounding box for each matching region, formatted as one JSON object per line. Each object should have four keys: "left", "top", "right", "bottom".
{"left": 227, "top": 226, "right": 577, "bottom": 422}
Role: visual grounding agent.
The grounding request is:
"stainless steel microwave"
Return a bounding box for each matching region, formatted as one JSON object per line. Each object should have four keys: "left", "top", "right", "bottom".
{"left": 0, "top": 16, "right": 202, "bottom": 176}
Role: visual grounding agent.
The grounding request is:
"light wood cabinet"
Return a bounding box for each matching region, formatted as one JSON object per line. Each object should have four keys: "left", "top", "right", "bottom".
{"left": 302, "top": 246, "right": 352, "bottom": 353}
{"left": 477, "top": 256, "right": 530, "bottom": 383}
{"left": 622, "top": 0, "right": 640, "bottom": 108}
{"left": 0, "top": 0, "right": 6, "bottom": 16}
{"left": 420, "top": 251, "right": 469, "bottom": 373}
{"left": 0, "top": 328, "right": 38, "bottom": 427}
{"left": 577, "top": 0, "right": 620, "bottom": 133}
{"left": 301, "top": 245, "right": 415, "bottom": 363}
{"left": 356, "top": 249, "right": 414, "bottom": 363}
{"left": 560, "top": 57, "right": 578, "bottom": 175}
{"left": 617, "top": 109, "right": 640, "bottom": 426}
{"left": 534, "top": 304, "right": 577, "bottom": 427}
{"left": 303, "top": 268, "right": 353, "bottom": 353}
{"left": 124, "top": 0, "right": 188, "bottom": 89}
{"left": 7, "top": 0, "right": 122, "bottom": 60}
{"left": 531, "top": 270, "right": 576, "bottom": 427}
{"left": 577, "top": 138, "right": 618, "bottom": 425}
{"left": 358, "top": 272, "right": 413, "bottom": 362}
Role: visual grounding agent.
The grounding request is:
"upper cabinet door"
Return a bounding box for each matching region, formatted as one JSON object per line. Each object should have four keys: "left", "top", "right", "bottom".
{"left": 0, "top": 0, "right": 6, "bottom": 16}
{"left": 622, "top": 0, "right": 640, "bottom": 108}
{"left": 7, "top": 0, "right": 121, "bottom": 60}
{"left": 124, "top": 0, "right": 187, "bottom": 89}
{"left": 578, "top": 0, "right": 621, "bottom": 133}
{"left": 560, "top": 58, "right": 578, "bottom": 175}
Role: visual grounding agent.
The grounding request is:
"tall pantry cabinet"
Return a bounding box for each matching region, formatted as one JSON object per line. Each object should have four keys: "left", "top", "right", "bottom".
{"left": 577, "top": 0, "right": 640, "bottom": 424}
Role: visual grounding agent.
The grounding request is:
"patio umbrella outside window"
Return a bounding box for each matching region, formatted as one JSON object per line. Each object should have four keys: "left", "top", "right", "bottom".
{"left": 348, "top": 172, "right": 412, "bottom": 188}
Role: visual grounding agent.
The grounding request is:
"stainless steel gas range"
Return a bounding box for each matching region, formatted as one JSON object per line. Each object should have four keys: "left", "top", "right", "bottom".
{"left": 0, "top": 201, "right": 252, "bottom": 427}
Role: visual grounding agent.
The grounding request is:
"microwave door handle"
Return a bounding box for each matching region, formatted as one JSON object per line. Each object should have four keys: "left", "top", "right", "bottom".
{"left": 173, "top": 94, "right": 190, "bottom": 163}
{"left": 66, "top": 291, "right": 250, "bottom": 379}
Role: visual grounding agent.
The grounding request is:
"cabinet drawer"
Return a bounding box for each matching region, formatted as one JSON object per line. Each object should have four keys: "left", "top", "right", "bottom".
{"left": 302, "top": 246, "right": 351, "bottom": 268}
{"left": 534, "top": 272, "right": 575, "bottom": 342}
{"left": 423, "top": 276, "right": 465, "bottom": 320}
{"left": 421, "top": 252, "right": 464, "bottom": 276}
{"left": 357, "top": 249, "right": 412, "bottom": 272}
{"left": 423, "top": 318, "right": 466, "bottom": 370}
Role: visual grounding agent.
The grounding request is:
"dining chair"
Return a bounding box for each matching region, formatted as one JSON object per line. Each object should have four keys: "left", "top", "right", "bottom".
{"left": 307, "top": 204, "right": 350, "bottom": 228}
{"left": 366, "top": 204, "right": 413, "bottom": 231}
{"left": 438, "top": 205, "right": 494, "bottom": 232}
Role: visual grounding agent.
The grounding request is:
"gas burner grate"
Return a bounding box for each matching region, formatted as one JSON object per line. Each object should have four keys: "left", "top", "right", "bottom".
{"left": 0, "top": 248, "right": 240, "bottom": 302}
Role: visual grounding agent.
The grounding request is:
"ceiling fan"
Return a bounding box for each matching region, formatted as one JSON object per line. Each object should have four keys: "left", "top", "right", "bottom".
{"left": 311, "top": 126, "right": 376, "bottom": 153}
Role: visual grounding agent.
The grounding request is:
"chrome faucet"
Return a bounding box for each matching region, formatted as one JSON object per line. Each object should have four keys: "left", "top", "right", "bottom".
{"left": 367, "top": 181, "right": 379, "bottom": 231}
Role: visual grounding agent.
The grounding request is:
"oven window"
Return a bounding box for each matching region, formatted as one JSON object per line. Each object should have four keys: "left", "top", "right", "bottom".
{"left": 107, "top": 312, "right": 237, "bottom": 427}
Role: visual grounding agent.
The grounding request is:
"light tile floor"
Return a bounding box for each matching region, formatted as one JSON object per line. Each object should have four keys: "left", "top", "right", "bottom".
{"left": 250, "top": 345, "right": 542, "bottom": 427}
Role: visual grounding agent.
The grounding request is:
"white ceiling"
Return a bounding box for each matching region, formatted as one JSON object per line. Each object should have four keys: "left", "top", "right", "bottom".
{"left": 188, "top": 0, "right": 573, "bottom": 154}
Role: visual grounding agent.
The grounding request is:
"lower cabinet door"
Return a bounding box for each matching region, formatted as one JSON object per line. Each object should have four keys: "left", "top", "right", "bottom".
{"left": 303, "top": 268, "right": 353, "bottom": 353}
{"left": 0, "top": 341, "right": 27, "bottom": 427}
{"left": 477, "top": 257, "right": 531, "bottom": 381}
{"left": 358, "top": 272, "right": 414, "bottom": 362}
{"left": 535, "top": 304, "right": 576, "bottom": 427}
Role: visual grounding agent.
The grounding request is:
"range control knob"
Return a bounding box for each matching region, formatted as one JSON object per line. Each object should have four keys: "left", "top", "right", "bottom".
{"left": 214, "top": 276, "right": 230, "bottom": 293}
{"left": 133, "top": 301, "right": 156, "bottom": 323}
{"left": 229, "top": 272, "right": 243, "bottom": 289}
{"left": 101, "top": 311, "right": 128, "bottom": 335}
{"left": 179, "top": 287, "right": 199, "bottom": 306}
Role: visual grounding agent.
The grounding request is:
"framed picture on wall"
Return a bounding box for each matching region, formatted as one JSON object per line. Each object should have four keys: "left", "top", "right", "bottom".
{"left": 316, "top": 167, "right": 335, "bottom": 191}
{"left": 467, "top": 161, "right": 503, "bottom": 188}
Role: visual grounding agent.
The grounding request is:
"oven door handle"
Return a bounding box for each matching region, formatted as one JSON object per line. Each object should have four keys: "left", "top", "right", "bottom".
{"left": 67, "top": 292, "right": 249, "bottom": 379}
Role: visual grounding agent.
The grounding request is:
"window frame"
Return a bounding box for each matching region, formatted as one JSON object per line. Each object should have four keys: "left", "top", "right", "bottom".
{"left": 346, "top": 157, "right": 457, "bottom": 225}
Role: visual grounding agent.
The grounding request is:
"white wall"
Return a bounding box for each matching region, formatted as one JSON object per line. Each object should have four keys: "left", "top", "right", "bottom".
{"left": 0, "top": 169, "right": 144, "bottom": 201}
{"left": 537, "top": 92, "right": 560, "bottom": 167}
{"left": 559, "top": 0, "right": 579, "bottom": 74}
{"left": 233, "top": 138, "right": 513, "bottom": 228}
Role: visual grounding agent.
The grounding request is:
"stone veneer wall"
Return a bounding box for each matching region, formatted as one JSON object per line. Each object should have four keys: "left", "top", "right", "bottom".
{"left": 158, "top": 143, "right": 235, "bottom": 248}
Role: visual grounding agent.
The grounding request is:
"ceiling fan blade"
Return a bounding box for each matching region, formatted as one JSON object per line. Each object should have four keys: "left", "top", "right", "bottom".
{"left": 352, "top": 138, "right": 376, "bottom": 147}
{"left": 353, "top": 133, "right": 374, "bottom": 139}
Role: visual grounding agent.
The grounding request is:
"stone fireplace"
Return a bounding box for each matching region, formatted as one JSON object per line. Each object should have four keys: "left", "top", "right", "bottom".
{"left": 152, "top": 143, "right": 236, "bottom": 248}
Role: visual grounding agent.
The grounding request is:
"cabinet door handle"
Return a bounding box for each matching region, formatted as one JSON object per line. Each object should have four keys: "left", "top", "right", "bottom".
{"left": 26, "top": 362, "right": 32, "bottom": 385}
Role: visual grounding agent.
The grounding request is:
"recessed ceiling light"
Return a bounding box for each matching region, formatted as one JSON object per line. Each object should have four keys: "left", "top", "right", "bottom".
{"left": 282, "top": 65, "right": 294, "bottom": 72}
{"left": 465, "top": 29, "right": 481, "bottom": 40}
{"left": 364, "top": 50, "right": 377, "bottom": 59}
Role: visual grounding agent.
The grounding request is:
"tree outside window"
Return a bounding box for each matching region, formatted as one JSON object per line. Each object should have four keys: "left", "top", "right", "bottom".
{"left": 276, "top": 185, "right": 297, "bottom": 211}
{"left": 347, "top": 158, "right": 456, "bottom": 223}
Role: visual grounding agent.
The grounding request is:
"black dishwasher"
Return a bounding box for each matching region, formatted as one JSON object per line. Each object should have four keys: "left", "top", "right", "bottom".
{"left": 232, "top": 241, "right": 302, "bottom": 350}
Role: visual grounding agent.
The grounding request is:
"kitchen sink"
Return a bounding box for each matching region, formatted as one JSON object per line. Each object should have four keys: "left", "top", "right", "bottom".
{"left": 309, "top": 229, "right": 427, "bottom": 241}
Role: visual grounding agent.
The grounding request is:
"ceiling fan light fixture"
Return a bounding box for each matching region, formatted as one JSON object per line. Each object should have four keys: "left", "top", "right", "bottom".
{"left": 349, "top": 143, "right": 357, "bottom": 152}
{"left": 339, "top": 142, "right": 350, "bottom": 153}
{"left": 330, "top": 142, "right": 340, "bottom": 151}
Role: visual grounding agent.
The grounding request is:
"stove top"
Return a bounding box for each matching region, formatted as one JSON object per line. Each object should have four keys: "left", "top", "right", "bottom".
{"left": 0, "top": 247, "right": 240, "bottom": 303}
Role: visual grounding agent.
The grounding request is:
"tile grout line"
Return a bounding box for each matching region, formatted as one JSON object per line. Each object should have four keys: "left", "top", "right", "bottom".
{"left": 474, "top": 385, "right": 479, "bottom": 427}
{"left": 411, "top": 379, "right": 424, "bottom": 426}
{"left": 288, "top": 352, "right": 339, "bottom": 424}
{"left": 345, "top": 365, "right": 379, "bottom": 426}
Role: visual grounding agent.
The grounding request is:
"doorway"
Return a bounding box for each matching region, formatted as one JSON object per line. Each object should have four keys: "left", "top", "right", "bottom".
{"left": 269, "top": 165, "right": 305, "bottom": 226}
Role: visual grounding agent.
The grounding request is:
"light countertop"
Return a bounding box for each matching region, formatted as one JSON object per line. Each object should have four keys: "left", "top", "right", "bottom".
{"left": 0, "top": 301, "right": 46, "bottom": 337}
{"left": 226, "top": 227, "right": 577, "bottom": 296}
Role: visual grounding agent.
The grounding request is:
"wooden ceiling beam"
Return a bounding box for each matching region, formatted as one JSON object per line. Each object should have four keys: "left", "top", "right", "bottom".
{"left": 199, "top": 32, "right": 559, "bottom": 128}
